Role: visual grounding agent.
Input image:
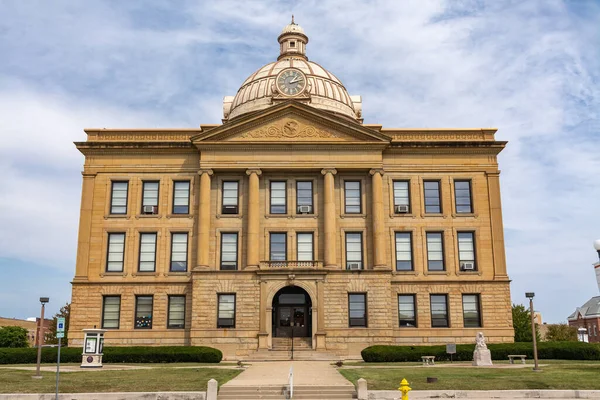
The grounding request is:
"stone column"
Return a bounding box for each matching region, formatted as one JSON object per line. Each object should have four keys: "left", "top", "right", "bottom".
{"left": 74, "top": 173, "right": 96, "bottom": 280}
{"left": 258, "top": 281, "right": 269, "bottom": 349}
{"left": 196, "top": 169, "right": 213, "bottom": 270}
{"left": 370, "top": 169, "right": 387, "bottom": 269}
{"left": 321, "top": 168, "right": 338, "bottom": 269}
{"left": 487, "top": 171, "right": 508, "bottom": 279}
{"left": 246, "top": 168, "right": 262, "bottom": 270}
{"left": 315, "top": 280, "right": 327, "bottom": 350}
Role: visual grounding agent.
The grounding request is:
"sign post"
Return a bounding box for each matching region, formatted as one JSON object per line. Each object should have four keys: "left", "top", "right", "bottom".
{"left": 55, "top": 317, "right": 65, "bottom": 399}
{"left": 446, "top": 343, "right": 456, "bottom": 363}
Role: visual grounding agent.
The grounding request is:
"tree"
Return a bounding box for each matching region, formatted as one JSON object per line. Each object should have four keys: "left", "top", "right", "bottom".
{"left": 512, "top": 303, "right": 540, "bottom": 342}
{"left": 545, "top": 323, "right": 578, "bottom": 342}
{"left": 47, "top": 302, "right": 71, "bottom": 345}
{"left": 0, "top": 326, "right": 29, "bottom": 348}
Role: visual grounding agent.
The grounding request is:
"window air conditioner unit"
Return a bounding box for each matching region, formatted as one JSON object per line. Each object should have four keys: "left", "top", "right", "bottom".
{"left": 460, "top": 262, "right": 475, "bottom": 271}
{"left": 143, "top": 205, "right": 157, "bottom": 214}
{"left": 395, "top": 205, "right": 409, "bottom": 214}
{"left": 298, "top": 205, "right": 312, "bottom": 214}
{"left": 223, "top": 205, "right": 238, "bottom": 214}
{"left": 347, "top": 263, "right": 361, "bottom": 270}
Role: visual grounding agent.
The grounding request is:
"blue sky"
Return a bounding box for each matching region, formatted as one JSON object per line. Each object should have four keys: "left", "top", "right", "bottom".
{"left": 0, "top": 0, "right": 599, "bottom": 323}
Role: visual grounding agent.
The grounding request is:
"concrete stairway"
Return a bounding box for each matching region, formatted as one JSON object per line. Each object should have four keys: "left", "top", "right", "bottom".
{"left": 272, "top": 337, "right": 312, "bottom": 351}
{"left": 217, "top": 385, "right": 357, "bottom": 399}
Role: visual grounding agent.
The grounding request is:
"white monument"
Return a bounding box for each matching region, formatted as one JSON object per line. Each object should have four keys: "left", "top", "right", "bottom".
{"left": 472, "top": 332, "right": 493, "bottom": 366}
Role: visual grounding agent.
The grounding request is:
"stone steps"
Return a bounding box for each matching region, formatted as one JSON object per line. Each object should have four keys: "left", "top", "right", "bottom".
{"left": 244, "top": 349, "right": 340, "bottom": 361}
{"left": 217, "top": 385, "right": 357, "bottom": 400}
{"left": 272, "top": 337, "right": 312, "bottom": 351}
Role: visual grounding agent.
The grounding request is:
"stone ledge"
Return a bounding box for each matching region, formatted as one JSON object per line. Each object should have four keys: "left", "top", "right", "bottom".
{"left": 0, "top": 393, "right": 206, "bottom": 400}
{"left": 368, "top": 390, "right": 600, "bottom": 399}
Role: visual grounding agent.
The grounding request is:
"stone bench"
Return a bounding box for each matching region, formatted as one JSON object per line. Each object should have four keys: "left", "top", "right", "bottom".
{"left": 421, "top": 356, "right": 435, "bottom": 366}
{"left": 508, "top": 354, "right": 527, "bottom": 364}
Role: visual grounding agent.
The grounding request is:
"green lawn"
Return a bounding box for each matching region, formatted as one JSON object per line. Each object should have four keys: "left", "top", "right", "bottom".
{"left": 0, "top": 367, "right": 242, "bottom": 393}
{"left": 339, "top": 361, "right": 600, "bottom": 390}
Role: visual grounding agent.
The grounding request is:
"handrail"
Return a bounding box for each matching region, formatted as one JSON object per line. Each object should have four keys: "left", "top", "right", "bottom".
{"left": 288, "top": 365, "right": 294, "bottom": 399}
{"left": 291, "top": 326, "right": 294, "bottom": 360}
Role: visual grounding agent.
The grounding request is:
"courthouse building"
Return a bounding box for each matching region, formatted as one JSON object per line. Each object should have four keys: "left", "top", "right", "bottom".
{"left": 69, "top": 20, "right": 514, "bottom": 358}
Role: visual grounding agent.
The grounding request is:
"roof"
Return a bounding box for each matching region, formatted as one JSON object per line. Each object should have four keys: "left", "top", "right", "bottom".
{"left": 568, "top": 296, "right": 600, "bottom": 321}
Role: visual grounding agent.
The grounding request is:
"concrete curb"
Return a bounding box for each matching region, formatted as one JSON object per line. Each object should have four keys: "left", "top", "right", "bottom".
{"left": 368, "top": 390, "right": 600, "bottom": 399}
{"left": 0, "top": 392, "right": 207, "bottom": 400}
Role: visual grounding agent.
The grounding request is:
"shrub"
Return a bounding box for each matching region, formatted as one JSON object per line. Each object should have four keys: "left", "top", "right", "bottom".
{"left": 0, "top": 346, "right": 222, "bottom": 364}
{"left": 361, "top": 341, "right": 600, "bottom": 362}
{"left": 0, "top": 326, "right": 29, "bottom": 348}
{"left": 545, "top": 324, "right": 578, "bottom": 342}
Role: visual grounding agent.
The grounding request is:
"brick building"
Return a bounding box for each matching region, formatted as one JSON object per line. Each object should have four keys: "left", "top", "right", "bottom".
{"left": 0, "top": 317, "right": 52, "bottom": 347}
{"left": 68, "top": 20, "right": 514, "bottom": 359}
{"left": 568, "top": 244, "right": 600, "bottom": 343}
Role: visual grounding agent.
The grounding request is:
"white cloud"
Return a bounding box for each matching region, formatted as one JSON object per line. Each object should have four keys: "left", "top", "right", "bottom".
{"left": 0, "top": 0, "right": 598, "bottom": 322}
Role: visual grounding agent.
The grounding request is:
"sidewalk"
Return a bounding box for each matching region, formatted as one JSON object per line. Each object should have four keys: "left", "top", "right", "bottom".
{"left": 222, "top": 360, "right": 352, "bottom": 386}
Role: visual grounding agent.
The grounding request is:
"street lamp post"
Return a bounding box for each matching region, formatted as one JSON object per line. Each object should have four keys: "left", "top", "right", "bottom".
{"left": 525, "top": 292, "right": 540, "bottom": 371}
{"left": 33, "top": 297, "right": 49, "bottom": 379}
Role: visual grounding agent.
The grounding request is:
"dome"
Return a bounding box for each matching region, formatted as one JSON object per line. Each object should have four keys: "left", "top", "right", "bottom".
{"left": 223, "top": 19, "right": 362, "bottom": 122}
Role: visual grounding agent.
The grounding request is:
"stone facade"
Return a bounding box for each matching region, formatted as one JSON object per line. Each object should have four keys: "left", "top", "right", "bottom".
{"left": 68, "top": 21, "right": 513, "bottom": 359}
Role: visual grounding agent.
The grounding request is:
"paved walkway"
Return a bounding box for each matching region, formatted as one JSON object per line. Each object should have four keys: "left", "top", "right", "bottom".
{"left": 222, "top": 361, "right": 353, "bottom": 386}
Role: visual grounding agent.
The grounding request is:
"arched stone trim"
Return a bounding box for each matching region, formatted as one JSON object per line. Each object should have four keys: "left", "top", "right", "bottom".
{"left": 266, "top": 280, "right": 317, "bottom": 306}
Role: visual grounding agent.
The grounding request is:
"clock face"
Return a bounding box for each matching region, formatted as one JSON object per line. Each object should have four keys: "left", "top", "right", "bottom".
{"left": 276, "top": 68, "right": 307, "bottom": 96}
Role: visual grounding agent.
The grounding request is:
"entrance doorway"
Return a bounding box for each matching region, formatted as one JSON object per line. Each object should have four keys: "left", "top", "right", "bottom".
{"left": 272, "top": 286, "right": 312, "bottom": 338}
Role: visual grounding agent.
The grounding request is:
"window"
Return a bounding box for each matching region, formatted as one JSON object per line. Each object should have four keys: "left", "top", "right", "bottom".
{"left": 423, "top": 180, "right": 441, "bottom": 213}
{"left": 296, "top": 181, "right": 313, "bottom": 214}
{"left": 344, "top": 181, "right": 361, "bottom": 213}
{"left": 348, "top": 293, "right": 367, "bottom": 327}
{"left": 462, "top": 294, "right": 481, "bottom": 328}
{"left": 270, "top": 233, "right": 287, "bottom": 261}
{"left": 138, "top": 233, "right": 157, "bottom": 272}
{"left": 393, "top": 180, "right": 410, "bottom": 213}
{"left": 217, "top": 294, "right": 236, "bottom": 328}
{"left": 426, "top": 232, "right": 445, "bottom": 271}
{"left": 106, "top": 233, "right": 125, "bottom": 272}
{"left": 172, "top": 181, "right": 190, "bottom": 214}
{"left": 297, "top": 233, "right": 314, "bottom": 261}
{"left": 430, "top": 294, "right": 449, "bottom": 327}
{"left": 168, "top": 296, "right": 186, "bottom": 328}
{"left": 398, "top": 295, "right": 417, "bottom": 327}
{"left": 142, "top": 181, "right": 159, "bottom": 213}
{"left": 290, "top": 41, "right": 296, "bottom": 48}
{"left": 220, "top": 233, "right": 238, "bottom": 270}
{"left": 222, "top": 181, "right": 239, "bottom": 214}
{"left": 102, "top": 296, "right": 120, "bottom": 329}
{"left": 345, "top": 232, "right": 363, "bottom": 270}
{"left": 454, "top": 180, "right": 473, "bottom": 213}
{"left": 395, "top": 232, "right": 413, "bottom": 271}
{"left": 135, "top": 296, "right": 153, "bottom": 329}
{"left": 110, "top": 181, "right": 128, "bottom": 214}
{"left": 170, "top": 233, "right": 188, "bottom": 272}
{"left": 458, "top": 232, "right": 476, "bottom": 270}
{"left": 270, "top": 181, "right": 287, "bottom": 214}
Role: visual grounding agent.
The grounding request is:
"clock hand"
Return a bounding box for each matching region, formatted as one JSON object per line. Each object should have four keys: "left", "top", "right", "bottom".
{"left": 289, "top": 77, "right": 303, "bottom": 84}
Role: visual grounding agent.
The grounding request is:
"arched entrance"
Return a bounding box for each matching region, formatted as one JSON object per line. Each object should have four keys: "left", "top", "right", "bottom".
{"left": 272, "top": 286, "right": 312, "bottom": 338}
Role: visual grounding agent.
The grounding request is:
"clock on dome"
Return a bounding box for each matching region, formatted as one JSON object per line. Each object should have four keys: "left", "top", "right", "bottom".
{"left": 276, "top": 68, "right": 307, "bottom": 96}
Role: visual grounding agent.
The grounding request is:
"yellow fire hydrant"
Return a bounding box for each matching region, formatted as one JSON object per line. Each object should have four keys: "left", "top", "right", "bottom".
{"left": 398, "top": 378, "right": 411, "bottom": 400}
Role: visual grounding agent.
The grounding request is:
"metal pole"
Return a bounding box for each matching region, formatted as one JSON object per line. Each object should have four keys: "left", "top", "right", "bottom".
{"left": 529, "top": 298, "right": 540, "bottom": 371}
{"left": 291, "top": 326, "right": 294, "bottom": 361}
{"left": 55, "top": 337, "right": 61, "bottom": 399}
{"left": 34, "top": 303, "right": 46, "bottom": 379}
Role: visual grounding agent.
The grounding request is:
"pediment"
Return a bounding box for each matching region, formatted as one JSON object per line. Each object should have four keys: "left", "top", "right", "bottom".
{"left": 192, "top": 101, "right": 390, "bottom": 145}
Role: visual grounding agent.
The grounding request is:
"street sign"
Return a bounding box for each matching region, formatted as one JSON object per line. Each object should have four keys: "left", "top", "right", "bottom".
{"left": 57, "top": 317, "right": 65, "bottom": 333}
{"left": 57, "top": 332, "right": 65, "bottom": 339}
